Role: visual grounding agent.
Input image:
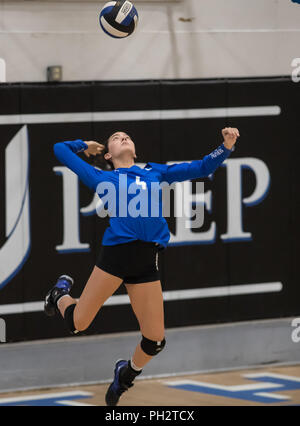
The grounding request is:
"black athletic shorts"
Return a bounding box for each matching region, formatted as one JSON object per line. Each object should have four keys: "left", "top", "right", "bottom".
{"left": 96, "top": 240, "right": 164, "bottom": 284}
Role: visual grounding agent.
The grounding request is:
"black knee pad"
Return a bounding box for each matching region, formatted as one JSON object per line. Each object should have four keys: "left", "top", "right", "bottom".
{"left": 140, "top": 335, "right": 166, "bottom": 356}
{"left": 64, "top": 304, "right": 79, "bottom": 335}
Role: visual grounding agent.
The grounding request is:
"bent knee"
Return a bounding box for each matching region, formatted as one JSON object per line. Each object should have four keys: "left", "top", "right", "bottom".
{"left": 73, "top": 311, "right": 91, "bottom": 332}
{"left": 64, "top": 303, "right": 97, "bottom": 334}
{"left": 140, "top": 335, "right": 166, "bottom": 356}
{"left": 74, "top": 317, "right": 90, "bottom": 332}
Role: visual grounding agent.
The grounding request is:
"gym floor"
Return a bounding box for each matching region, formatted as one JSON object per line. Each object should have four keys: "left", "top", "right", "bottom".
{"left": 0, "top": 364, "right": 300, "bottom": 406}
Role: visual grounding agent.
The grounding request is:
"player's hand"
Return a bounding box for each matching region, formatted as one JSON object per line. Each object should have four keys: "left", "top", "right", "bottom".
{"left": 222, "top": 128, "right": 240, "bottom": 150}
{"left": 83, "top": 141, "right": 105, "bottom": 158}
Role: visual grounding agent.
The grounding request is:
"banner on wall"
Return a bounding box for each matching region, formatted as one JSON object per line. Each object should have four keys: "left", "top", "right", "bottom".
{"left": 0, "top": 78, "right": 299, "bottom": 342}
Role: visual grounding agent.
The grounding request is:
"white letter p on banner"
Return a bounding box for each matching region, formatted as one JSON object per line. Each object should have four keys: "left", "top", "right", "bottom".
{"left": 221, "top": 158, "right": 270, "bottom": 242}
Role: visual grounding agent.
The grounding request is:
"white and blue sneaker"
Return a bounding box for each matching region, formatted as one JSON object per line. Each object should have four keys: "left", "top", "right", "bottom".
{"left": 44, "top": 275, "right": 74, "bottom": 317}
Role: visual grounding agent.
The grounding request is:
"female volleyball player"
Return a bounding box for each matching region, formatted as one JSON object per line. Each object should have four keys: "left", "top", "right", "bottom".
{"left": 44, "top": 127, "right": 239, "bottom": 406}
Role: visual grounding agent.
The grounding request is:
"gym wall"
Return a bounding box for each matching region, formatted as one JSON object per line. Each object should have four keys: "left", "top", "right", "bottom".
{"left": 0, "top": 76, "right": 299, "bottom": 342}
{"left": 0, "top": 0, "right": 299, "bottom": 82}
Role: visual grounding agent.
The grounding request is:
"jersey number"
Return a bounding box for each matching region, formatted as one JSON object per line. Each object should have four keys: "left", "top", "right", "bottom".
{"left": 136, "top": 176, "right": 147, "bottom": 190}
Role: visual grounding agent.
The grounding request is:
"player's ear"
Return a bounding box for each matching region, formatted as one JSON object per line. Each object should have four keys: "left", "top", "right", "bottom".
{"left": 104, "top": 152, "right": 112, "bottom": 161}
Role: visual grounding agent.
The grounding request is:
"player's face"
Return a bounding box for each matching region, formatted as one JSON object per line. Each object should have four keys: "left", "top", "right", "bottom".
{"left": 108, "top": 132, "right": 136, "bottom": 159}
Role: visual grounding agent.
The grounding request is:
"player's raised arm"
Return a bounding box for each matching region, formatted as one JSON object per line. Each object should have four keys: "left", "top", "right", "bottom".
{"left": 53, "top": 139, "right": 105, "bottom": 192}
{"left": 154, "top": 128, "right": 240, "bottom": 184}
{"left": 222, "top": 127, "right": 240, "bottom": 150}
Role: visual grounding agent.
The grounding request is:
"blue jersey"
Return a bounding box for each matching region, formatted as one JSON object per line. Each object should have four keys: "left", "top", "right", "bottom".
{"left": 54, "top": 139, "right": 232, "bottom": 248}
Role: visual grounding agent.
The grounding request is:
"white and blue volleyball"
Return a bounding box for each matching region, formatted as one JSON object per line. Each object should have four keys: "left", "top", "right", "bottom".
{"left": 99, "top": 1, "right": 138, "bottom": 39}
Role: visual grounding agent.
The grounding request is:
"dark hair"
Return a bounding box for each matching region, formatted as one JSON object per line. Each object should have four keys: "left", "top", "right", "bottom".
{"left": 91, "top": 138, "right": 114, "bottom": 171}
{"left": 102, "top": 138, "right": 115, "bottom": 170}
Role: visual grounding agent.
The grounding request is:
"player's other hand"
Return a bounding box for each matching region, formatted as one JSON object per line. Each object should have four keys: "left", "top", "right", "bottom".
{"left": 222, "top": 128, "right": 240, "bottom": 150}
{"left": 83, "top": 141, "right": 105, "bottom": 157}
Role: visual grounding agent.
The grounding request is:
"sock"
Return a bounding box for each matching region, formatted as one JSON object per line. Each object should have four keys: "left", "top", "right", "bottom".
{"left": 119, "top": 360, "right": 142, "bottom": 385}
{"left": 130, "top": 358, "right": 143, "bottom": 372}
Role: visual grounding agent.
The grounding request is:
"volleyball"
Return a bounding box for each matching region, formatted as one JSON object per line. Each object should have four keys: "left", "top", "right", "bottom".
{"left": 99, "top": 1, "right": 138, "bottom": 39}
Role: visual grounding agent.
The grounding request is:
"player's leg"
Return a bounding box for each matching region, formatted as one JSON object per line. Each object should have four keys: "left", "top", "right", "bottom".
{"left": 45, "top": 266, "right": 123, "bottom": 333}
{"left": 105, "top": 280, "right": 165, "bottom": 406}
{"left": 126, "top": 280, "right": 165, "bottom": 368}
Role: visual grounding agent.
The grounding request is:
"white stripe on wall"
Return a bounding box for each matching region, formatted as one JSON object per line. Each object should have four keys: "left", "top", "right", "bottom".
{"left": 0, "top": 30, "right": 298, "bottom": 35}
{"left": 0, "top": 282, "right": 282, "bottom": 316}
{"left": 0, "top": 106, "right": 281, "bottom": 126}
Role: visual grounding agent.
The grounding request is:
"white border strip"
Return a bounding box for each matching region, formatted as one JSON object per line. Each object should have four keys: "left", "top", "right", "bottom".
{"left": 254, "top": 392, "right": 290, "bottom": 400}
{"left": 244, "top": 372, "right": 300, "bottom": 382}
{"left": 0, "top": 106, "right": 281, "bottom": 125}
{"left": 162, "top": 379, "right": 281, "bottom": 391}
{"left": 0, "top": 391, "right": 92, "bottom": 404}
{"left": 0, "top": 282, "right": 282, "bottom": 316}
